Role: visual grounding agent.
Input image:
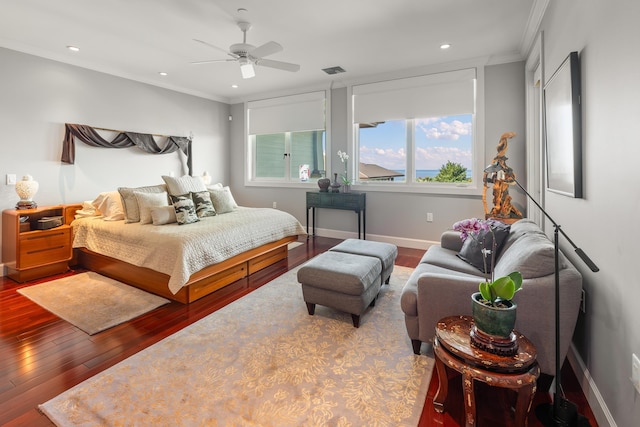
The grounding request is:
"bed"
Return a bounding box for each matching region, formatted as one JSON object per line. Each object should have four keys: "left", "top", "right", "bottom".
{"left": 66, "top": 192, "right": 306, "bottom": 303}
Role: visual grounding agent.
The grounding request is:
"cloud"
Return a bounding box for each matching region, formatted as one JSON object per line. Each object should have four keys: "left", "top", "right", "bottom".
{"left": 415, "top": 146, "right": 472, "bottom": 169}
{"left": 417, "top": 119, "right": 472, "bottom": 141}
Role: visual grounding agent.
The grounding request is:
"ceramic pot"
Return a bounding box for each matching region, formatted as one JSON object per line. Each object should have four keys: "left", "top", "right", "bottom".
{"left": 317, "top": 177, "right": 331, "bottom": 192}
{"left": 342, "top": 184, "right": 351, "bottom": 193}
{"left": 470, "top": 292, "right": 518, "bottom": 356}
{"left": 330, "top": 173, "right": 341, "bottom": 193}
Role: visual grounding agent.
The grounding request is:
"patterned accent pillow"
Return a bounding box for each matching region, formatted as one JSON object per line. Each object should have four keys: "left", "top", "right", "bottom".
{"left": 191, "top": 191, "right": 216, "bottom": 218}
{"left": 172, "top": 197, "right": 199, "bottom": 225}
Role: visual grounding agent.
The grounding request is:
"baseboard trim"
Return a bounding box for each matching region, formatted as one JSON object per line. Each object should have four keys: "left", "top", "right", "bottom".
{"left": 567, "top": 344, "right": 617, "bottom": 427}
{"left": 310, "top": 227, "right": 438, "bottom": 250}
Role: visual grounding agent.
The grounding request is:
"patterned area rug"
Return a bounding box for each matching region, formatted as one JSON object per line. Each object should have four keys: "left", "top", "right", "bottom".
{"left": 39, "top": 265, "right": 433, "bottom": 426}
{"left": 17, "top": 271, "right": 170, "bottom": 335}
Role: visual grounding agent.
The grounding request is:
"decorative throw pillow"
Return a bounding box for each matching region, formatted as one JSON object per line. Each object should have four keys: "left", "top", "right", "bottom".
{"left": 173, "top": 197, "right": 199, "bottom": 225}
{"left": 118, "top": 184, "right": 167, "bottom": 223}
{"left": 457, "top": 219, "right": 511, "bottom": 274}
{"left": 135, "top": 191, "right": 169, "bottom": 224}
{"left": 208, "top": 187, "right": 237, "bottom": 214}
{"left": 91, "top": 191, "right": 125, "bottom": 221}
{"left": 191, "top": 190, "right": 216, "bottom": 218}
{"left": 150, "top": 205, "right": 177, "bottom": 225}
{"left": 162, "top": 175, "right": 207, "bottom": 196}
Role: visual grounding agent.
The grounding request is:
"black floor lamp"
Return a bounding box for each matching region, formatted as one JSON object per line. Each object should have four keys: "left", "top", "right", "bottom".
{"left": 509, "top": 178, "right": 599, "bottom": 427}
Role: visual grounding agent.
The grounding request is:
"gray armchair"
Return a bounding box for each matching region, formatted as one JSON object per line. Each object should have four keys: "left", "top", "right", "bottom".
{"left": 400, "top": 219, "right": 583, "bottom": 378}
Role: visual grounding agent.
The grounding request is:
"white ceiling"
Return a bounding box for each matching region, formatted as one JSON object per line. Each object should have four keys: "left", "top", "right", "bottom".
{"left": 0, "top": 0, "right": 539, "bottom": 103}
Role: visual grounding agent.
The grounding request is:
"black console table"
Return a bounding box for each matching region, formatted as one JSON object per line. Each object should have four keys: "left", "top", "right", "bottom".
{"left": 306, "top": 191, "right": 366, "bottom": 239}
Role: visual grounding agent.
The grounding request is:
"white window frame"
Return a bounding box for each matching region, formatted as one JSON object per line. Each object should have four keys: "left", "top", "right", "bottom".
{"left": 347, "top": 61, "right": 485, "bottom": 196}
{"left": 245, "top": 90, "right": 330, "bottom": 188}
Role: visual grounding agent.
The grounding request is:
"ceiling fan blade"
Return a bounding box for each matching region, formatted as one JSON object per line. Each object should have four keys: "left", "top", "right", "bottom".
{"left": 250, "top": 41, "right": 283, "bottom": 59}
{"left": 193, "top": 38, "right": 237, "bottom": 59}
{"left": 255, "top": 58, "right": 300, "bottom": 72}
{"left": 190, "top": 59, "right": 236, "bottom": 65}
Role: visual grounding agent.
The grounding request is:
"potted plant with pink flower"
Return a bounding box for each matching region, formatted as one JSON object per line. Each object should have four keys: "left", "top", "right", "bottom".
{"left": 452, "top": 218, "right": 523, "bottom": 354}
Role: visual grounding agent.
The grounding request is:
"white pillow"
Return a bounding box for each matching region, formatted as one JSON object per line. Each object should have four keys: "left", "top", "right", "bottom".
{"left": 162, "top": 175, "right": 207, "bottom": 196}
{"left": 118, "top": 184, "right": 167, "bottom": 223}
{"left": 208, "top": 187, "right": 237, "bottom": 214}
{"left": 92, "top": 191, "right": 125, "bottom": 221}
{"left": 150, "top": 205, "right": 177, "bottom": 225}
{"left": 135, "top": 191, "right": 169, "bottom": 224}
{"left": 75, "top": 200, "right": 99, "bottom": 219}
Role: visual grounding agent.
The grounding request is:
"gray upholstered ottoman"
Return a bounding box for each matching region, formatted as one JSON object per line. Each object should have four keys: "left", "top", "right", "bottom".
{"left": 297, "top": 251, "right": 382, "bottom": 327}
{"left": 329, "top": 239, "right": 398, "bottom": 285}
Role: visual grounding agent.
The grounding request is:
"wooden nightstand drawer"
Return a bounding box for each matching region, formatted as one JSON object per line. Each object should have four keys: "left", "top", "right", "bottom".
{"left": 18, "top": 227, "right": 71, "bottom": 268}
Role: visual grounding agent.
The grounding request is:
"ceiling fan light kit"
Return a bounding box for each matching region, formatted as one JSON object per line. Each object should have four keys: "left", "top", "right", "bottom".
{"left": 192, "top": 21, "right": 300, "bottom": 79}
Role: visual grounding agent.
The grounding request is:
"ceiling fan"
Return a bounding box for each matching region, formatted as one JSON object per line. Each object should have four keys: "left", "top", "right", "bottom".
{"left": 192, "top": 21, "right": 300, "bottom": 79}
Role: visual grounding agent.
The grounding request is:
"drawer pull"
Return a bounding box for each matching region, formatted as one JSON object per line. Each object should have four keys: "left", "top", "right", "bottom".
{"left": 26, "top": 245, "right": 65, "bottom": 255}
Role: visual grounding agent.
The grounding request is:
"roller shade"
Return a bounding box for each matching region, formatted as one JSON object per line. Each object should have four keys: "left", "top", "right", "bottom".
{"left": 248, "top": 91, "right": 326, "bottom": 135}
{"left": 353, "top": 68, "right": 476, "bottom": 123}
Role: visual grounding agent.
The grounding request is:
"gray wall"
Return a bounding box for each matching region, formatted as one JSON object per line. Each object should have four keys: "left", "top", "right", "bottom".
{"left": 229, "top": 61, "right": 527, "bottom": 248}
{"left": 540, "top": 1, "right": 640, "bottom": 426}
{"left": 0, "top": 47, "right": 230, "bottom": 260}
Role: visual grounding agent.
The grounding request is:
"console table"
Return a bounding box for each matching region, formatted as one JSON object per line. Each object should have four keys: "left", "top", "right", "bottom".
{"left": 306, "top": 191, "right": 366, "bottom": 239}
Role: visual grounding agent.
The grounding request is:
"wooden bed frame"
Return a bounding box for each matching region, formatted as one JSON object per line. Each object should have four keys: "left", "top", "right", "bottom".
{"left": 64, "top": 204, "right": 299, "bottom": 304}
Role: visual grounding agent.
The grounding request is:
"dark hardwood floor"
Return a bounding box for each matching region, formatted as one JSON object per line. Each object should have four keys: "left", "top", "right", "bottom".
{"left": 0, "top": 236, "right": 597, "bottom": 426}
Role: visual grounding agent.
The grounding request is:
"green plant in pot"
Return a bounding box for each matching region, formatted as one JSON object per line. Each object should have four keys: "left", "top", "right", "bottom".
{"left": 453, "top": 218, "right": 523, "bottom": 355}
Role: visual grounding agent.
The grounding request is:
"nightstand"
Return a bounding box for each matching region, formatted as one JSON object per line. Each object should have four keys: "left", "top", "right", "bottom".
{"left": 2, "top": 205, "right": 74, "bottom": 282}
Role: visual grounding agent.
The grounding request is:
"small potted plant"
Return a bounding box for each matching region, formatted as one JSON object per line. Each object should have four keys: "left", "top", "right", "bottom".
{"left": 453, "top": 218, "right": 523, "bottom": 354}
{"left": 337, "top": 150, "right": 351, "bottom": 192}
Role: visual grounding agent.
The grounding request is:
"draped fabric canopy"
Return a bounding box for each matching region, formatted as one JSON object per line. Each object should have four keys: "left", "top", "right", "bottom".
{"left": 61, "top": 123, "right": 192, "bottom": 175}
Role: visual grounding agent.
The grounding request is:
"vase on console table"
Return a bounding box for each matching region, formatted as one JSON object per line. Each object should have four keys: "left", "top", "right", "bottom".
{"left": 317, "top": 175, "right": 331, "bottom": 192}
{"left": 330, "top": 173, "right": 341, "bottom": 193}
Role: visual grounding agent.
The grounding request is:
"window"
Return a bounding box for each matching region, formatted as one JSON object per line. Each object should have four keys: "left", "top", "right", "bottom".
{"left": 351, "top": 68, "right": 481, "bottom": 193}
{"left": 247, "top": 91, "right": 327, "bottom": 184}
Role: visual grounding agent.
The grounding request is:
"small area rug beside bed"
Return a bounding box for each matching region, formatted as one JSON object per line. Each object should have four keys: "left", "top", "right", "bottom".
{"left": 17, "top": 271, "right": 170, "bottom": 335}
{"left": 39, "top": 265, "right": 433, "bottom": 426}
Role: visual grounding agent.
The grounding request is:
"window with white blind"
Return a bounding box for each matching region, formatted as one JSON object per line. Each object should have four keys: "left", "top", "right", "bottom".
{"left": 247, "top": 91, "right": 327, "bottom": 184}
{"left": 351, "top": 67, "right": 483, "bottom": 193}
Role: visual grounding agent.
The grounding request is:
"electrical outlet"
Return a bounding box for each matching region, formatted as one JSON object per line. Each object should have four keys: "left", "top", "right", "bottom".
{"left": 6, "top": 174, "right": 16, "bottom": 185}
{"left": 632, "top": 353, "right": 640, "bottom": 394}
{"left": 272, "top": 202, "right": 277, "bottom": 209}
{"left": 580, "top": 289, "right": 586, "bottom": 313}
{"left": 426, "top": 212, "right": 433, "bottom": 222}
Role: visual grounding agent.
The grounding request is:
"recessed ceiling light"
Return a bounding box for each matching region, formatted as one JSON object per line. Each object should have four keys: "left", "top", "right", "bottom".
{"left": 231, "top": 84, "right": 238, "bottom": 89}
{"left": 66, "top": 45, "right": 80, "bottom": 52}
{"left": 440, "top": 43, "right": 451, "bottom": 50}
{"left": 159, "top": 72, "right": 168, "bottom": 76}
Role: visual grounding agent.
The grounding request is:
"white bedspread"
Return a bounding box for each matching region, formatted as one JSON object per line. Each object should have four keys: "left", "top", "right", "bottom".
{"left": 71, "top": 207, "right": 306, "bottom": 294}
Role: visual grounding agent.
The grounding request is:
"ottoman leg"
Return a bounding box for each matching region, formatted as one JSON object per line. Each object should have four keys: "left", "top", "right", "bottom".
{"left": 351, "top": 314, "right": 361, "bottom": 328}
{"left": 306, "top": 302, "right": 316, "bottom": 315}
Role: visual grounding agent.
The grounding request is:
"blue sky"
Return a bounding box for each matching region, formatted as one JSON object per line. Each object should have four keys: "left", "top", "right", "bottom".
{"left": 359, "top": 114, "right": 473, "bottom": 171}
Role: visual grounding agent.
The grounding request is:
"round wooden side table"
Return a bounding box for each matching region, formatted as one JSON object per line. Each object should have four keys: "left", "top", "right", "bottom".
{"left": 433, "top": 315, "right": 540, "bottom": 427}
